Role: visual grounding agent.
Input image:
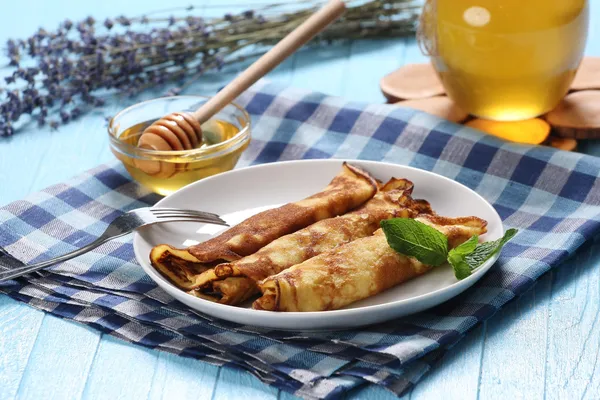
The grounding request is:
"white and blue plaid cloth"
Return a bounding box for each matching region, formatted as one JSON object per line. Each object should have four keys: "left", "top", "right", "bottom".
{"left": 2, "top": 81, "right": 600, "bottom": 399}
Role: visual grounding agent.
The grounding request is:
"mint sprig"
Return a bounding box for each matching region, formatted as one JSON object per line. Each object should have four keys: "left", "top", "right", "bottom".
{"left": 380, "top": 219, "right": 448, "bottom": 266}
{"left": 448, "top": 228, "right": 518, "bottom": 279}
{"left": 447, "top": 235, "right": 479, "bottom": 280}
{"left": 381, "top": 219, "right": 517, "bottom": 281}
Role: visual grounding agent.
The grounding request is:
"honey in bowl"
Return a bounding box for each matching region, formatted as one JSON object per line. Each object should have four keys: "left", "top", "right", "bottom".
{"left": 108, "top": 96, "right": 251, "bottom": 196}
{"left": 422, "top": 0, "right": 589, "bottom": 121}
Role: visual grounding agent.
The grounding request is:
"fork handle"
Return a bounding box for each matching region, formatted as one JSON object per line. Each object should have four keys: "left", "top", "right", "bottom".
{"left": 0, "top": 235, "right": 113, "bottom": 283}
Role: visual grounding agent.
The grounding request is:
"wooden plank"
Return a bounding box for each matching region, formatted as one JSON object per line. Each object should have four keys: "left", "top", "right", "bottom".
{"left": 0, "top": 297, "right": 44, "bottom": 400}
{"left": 278, "top": 390, "right": 303, "bottom": 400}
{"left": 545, "top": 243, "right": 600, "bottom": 400}
{"left": 402, "top": 36, "right": 429, "bottom": 65}
{"left": 148, "top": 352, "right": 220, "bottom": 400}
{"left": 15, "top": 315, "right": 100, "bottom": 400}
{"left": 347, "top": 328, "right": 485, "bottom": 399}
{"left": 411, "top": 326, "right": 484, "bottom": 399}
{"left": 289, "top": 43, "right": 352, "bottom": 97}
{"left": 586, "top": 0, "right": 600, "bottom": 56}
{"left": 212, "top": 366, "right": 278, "bottom": 400}
{"left": 351, "top": 382, "right": 408, "bottom": 399}
{"left": 478, "top": 274, "right": 552, "bottom": 399}
{"left": 341, "top": 39, "right": 406, "bottom": 103}
{"left": 81, "top": 335, "right": 158, "bottom": 399}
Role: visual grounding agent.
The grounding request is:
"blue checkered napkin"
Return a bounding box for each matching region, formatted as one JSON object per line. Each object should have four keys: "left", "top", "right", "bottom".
{"left": 2, "top": 80, "right": 600, "bottom": 399}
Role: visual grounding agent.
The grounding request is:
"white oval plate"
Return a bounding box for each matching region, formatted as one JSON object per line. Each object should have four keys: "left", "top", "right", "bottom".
{"left": 133, "top": 159, "right": 503, "bottom": 330}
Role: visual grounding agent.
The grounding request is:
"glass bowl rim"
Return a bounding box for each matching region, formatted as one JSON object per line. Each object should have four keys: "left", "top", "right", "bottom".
{"left": 108, "top": 95, "right": 251, "bottom": 158}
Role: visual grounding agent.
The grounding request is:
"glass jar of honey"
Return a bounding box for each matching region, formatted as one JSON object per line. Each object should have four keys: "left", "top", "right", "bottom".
{"left": 420, "top": 0, "right": 589, "bottom": 121}
{"left": 108, "top": 96, "right": 251, "bottom": 196}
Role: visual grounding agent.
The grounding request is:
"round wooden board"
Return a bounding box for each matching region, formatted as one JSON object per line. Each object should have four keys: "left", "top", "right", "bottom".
{"left": 545, "top": 90, "right": 600, "bottom": 139}
{"left": 394, "top": 96, "right": 468, "bottom": 123}
{"left": 548, "top": 136, "right": 578, "bottom": 151}
{"left": 465, "top": 118, "right": 551, "bottom": 145}
{"left": 380, "top": 63, "right": 445, "bottom": 101}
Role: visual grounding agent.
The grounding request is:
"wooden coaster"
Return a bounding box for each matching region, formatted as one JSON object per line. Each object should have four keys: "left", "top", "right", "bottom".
{"left": 378, "top": 59, "right": 600, "bottom": 150}
{"left": 545, "top": 91, "right": 600, "bottom": 139}
{"left": 465, "top": 118, "right": 551, "bottom": 145}
{"left": 394, "top": 96, "right": 468, "bottom": 123}
{"left": 571, "top": 57, "right": 600, "bottom": 91}
{"left": 548, "top": 136, "right": 578, "bottom": 151}
{"left": 380, "top": 63, "right": 445, "bottom": 101}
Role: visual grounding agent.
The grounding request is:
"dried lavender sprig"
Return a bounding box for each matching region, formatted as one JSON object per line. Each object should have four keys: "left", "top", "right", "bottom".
{"left": 1, "top": 0, "right": 419, "bottom": 136}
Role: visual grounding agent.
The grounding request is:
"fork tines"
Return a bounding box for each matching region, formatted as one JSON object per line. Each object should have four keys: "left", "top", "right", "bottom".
{"left": 149, "top": 208, "right": 228, "bottom": 226}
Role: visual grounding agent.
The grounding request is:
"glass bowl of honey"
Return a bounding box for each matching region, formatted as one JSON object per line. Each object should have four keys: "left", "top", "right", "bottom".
{"left": 108, "top": 96, "right": 251, "bottom": 196}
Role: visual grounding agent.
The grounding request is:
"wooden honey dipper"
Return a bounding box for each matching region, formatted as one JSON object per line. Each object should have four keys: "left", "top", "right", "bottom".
{"left": 135, "top": 0, "right": 346, "bottom": 176}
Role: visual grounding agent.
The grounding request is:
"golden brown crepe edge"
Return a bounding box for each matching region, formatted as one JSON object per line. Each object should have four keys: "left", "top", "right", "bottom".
{"left": 253, "top": 214, "right": 488, "bottom": 312}
{"left": 341, "top": 162, "right": 380, "bottom": 195}
{"left": 187, "top": 177, "right": 421, "bottom": 303}
{"left": 149, "top": 244, "right": 215, "bottom": 290}
{"left": 187, "top": 162, "right": 379, "bottom": 262}
{"left": 149, "top": 162, "right": 379, "bottom": 291}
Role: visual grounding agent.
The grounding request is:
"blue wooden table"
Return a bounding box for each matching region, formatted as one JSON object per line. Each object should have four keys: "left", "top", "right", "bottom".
{"left": 3, "top": 1, "right": 600, "bottom": 399}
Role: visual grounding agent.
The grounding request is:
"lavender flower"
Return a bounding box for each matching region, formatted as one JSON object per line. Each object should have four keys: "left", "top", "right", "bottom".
{"left": 2, "top": 123, "right": 14, "bottom": 136}
{"left": 104, "top": 18, "right": 114, "bottom": 30}
{"left": 70, "top": 107, "right": 82, "bottom": 118}
{"left": 62, "top": 19, "right": 73, "bottom": 31}
{"left": 60, "top": 110, "right": 70, "bottom": 123}
{"left": 0, "top": 0, "right": 419, "bottom": 136}
{"left": 116, "top": 16, "right": 131, "bottom": 26}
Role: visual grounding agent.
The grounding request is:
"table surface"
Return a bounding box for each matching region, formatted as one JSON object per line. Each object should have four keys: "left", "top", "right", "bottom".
{"left": 3, "top": 1, "right": 600, "bottom": 399}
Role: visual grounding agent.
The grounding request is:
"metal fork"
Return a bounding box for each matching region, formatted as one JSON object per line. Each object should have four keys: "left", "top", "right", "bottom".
{"left": 0, "top": 207, "right": 228, "bottom": 283}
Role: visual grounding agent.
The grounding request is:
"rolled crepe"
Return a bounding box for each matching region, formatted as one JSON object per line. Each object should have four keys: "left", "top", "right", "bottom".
{"left": 188, "top": 178, "right": 426, "bottom": 304}
{"left": 253, "top": 214, "right": 488, "bottom": 312}
{"left": 150, "top": 162, "right": 378, "bottom": 289}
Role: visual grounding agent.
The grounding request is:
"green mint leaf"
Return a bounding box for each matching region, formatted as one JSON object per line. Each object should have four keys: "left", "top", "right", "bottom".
{"left": 381, "top": 218, "right": 448, "bottom": 266}
{"left": 448, "top": 229, "right": 518, "bottom": 280}
{"left": 464, "top": 228, "right": 518, "bottom": 267}
{"left": 450, "top": 235, "right": 479, "bottom": 256}
{"left": 447, "top": 235, "right": 479, "bottom": 280}
{"left": 448, "top": 251, "right": 472, "bottom": 280}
